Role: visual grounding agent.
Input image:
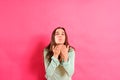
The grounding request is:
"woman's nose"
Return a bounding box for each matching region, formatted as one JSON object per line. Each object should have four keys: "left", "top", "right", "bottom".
{"left": 58, "top": 35, "right": 62, "bottom": 37}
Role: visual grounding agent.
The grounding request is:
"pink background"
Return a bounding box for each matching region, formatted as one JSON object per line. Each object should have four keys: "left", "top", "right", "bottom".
{"left": 0, "top": 0, "right": 120, "bottom": 80}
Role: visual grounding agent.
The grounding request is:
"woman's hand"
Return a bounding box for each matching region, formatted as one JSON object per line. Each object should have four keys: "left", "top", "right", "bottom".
{"left": 60, "top": 45, "right": 69, "bottom": 62}
{"left": 52, "top": 45, "right": 61, "bottom": 58}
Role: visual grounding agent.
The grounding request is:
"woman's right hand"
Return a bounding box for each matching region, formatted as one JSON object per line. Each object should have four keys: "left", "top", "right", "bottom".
{"left": 52, "top": 45, "right": 61, "bottom": 58}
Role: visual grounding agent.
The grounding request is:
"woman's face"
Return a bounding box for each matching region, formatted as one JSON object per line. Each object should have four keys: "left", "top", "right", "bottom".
{"left": 55, "top": 29, "right": 66, "bottom": 45}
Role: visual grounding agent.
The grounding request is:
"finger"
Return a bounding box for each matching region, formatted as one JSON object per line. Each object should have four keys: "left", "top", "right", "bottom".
{"left": 67, "top": 45, "right": 69, "bottom": 49}
{"left": 62, "top": 45, "right": 66, "bottom": 48}
{"left": 56, "top": 45, "right": 60, "bottom": 49}
{"left": 55, "top": 45, "right": 58, "bottom": 49}
{"left": 55, "top": 46, "right": 60, "bottom": 50}
{"left": 52, "top": 45, "right": 55, "bottom": 50}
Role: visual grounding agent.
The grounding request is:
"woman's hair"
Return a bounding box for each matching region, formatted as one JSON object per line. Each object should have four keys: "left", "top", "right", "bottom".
{"left": 45, "top": 27, "right": 73, "bottom": 62}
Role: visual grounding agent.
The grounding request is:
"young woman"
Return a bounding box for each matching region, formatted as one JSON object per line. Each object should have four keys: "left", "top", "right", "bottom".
{"left": 43, "top": 27, "right": 75, "bottom": 80}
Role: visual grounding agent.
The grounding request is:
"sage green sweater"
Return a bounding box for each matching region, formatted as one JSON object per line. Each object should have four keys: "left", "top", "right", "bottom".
{"left": 43, "top": 48, "right": 75, "bottom": 80}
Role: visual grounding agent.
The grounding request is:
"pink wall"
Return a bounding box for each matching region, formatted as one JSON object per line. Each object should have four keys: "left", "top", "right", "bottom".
{"left": 0, "top": 0, "right": 120, "bottom": 80}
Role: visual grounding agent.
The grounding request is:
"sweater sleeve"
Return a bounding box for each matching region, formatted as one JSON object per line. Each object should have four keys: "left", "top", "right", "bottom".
{"left": 61, "top": 49, "right": 75, "bottom": 77}
{"left": 43, "top": 49, "right": 60, "bottom": 78}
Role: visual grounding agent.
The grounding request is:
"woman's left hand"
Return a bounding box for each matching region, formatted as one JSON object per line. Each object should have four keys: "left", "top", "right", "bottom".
{"left": 60, "top": 45, "right": 69, "bottom": 62}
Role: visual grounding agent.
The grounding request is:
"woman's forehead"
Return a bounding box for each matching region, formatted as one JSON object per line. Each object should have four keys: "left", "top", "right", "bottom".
{"left": 55, "top": 29, "right": 65, "bottom": 33}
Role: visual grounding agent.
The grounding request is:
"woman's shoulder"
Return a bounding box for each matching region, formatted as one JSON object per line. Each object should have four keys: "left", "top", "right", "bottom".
{"left": 43, "top": 48, "right": 49, "bottom": 54}
{"left": 44, "top": 48, "right": 48, "bottom": 51}
{"left": 68, "top": 47, "right": 75, "bottom": 57}
{"left": 69, "top": 46, "right": 75, "bottom": 52}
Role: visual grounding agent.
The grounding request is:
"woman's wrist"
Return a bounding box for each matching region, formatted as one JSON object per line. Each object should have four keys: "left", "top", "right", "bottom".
{"left": 64, "top": 57, "right": 68, "bottom": 62}
{"left": 53, "top": 54, "right": 59, "bottom": 59}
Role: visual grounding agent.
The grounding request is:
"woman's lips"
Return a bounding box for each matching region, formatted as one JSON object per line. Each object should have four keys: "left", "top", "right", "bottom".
{"left": 58, "top": 39, "right": 62, "bottom": 41}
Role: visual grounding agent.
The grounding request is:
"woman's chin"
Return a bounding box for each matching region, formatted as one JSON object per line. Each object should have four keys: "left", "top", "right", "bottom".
{"left": 56, "top": 43, "right": 64, "bottom": 45}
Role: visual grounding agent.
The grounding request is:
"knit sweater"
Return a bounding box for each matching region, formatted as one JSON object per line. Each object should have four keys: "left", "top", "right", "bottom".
{"left": 43, "top": 48, "right": 75, "bottom": 80}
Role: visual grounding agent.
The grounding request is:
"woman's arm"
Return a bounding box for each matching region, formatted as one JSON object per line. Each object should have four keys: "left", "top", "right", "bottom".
{"left": 43, "top": 49, "right": 60, "bottom": 78}
{"left": 61, "top": 49, "right": 75, "bottom": 77}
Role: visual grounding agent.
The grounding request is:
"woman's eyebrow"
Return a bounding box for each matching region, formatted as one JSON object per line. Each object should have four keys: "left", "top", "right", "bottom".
{"left": 55, "top": 31, "right": 64, "bottom": 33}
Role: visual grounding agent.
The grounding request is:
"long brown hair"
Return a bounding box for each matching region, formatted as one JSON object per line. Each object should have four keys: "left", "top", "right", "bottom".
{"left": 45, "top": 27, "right": 72, "bottom": 62}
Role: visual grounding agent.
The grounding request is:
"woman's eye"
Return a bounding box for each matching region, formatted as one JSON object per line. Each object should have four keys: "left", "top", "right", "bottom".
{"left": 55, "top": 32, "right": 65, "bottom": 36}
{"left": 55, "top": 33, "right": 59, "bottom": 35}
